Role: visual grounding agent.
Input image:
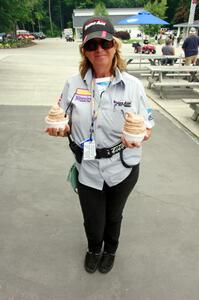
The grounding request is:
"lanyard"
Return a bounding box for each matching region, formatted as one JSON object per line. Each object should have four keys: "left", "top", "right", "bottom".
{"left": 89, "top": 79, "right": 98, "bottom": 140}
{"left": 89, "top": 77, "right": 113, "bottom": 140}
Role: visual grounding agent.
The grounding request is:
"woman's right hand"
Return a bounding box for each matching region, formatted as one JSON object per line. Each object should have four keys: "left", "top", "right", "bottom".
{"left": 44, "top": 124, "right": 70, "bottom": 137}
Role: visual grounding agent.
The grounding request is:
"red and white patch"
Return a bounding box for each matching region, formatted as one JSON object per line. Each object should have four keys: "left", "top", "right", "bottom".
{"left": 101, "top": 31, "right": 107, "bottom": 38}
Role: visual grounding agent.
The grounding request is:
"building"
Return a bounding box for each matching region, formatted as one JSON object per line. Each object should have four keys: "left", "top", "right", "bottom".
{"left": 72, "top": 8, "right": 144, "bottom": 39}
{"left": 174, "top": 20, "right": 199, "bottom": 38}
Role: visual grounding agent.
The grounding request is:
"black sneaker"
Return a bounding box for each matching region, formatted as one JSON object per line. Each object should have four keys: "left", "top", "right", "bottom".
{"left": 98, "top": 252, "right": 115, "bottom": 274}
{"left": 84, "top": 251, "right": 101, "bottom": 273}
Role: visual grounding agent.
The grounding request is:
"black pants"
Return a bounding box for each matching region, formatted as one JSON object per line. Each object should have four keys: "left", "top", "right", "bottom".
{"left": 77, "top": 164, "right": 139, "bottom": 254}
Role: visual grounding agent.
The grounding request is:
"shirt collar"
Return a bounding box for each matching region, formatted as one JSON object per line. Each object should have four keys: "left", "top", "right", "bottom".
{"left": 83, "top": 67, "right": 125, "bottom": 88}
{"left": 112, "top": 68, "right": 125, "bottom": 87}
{"left": 83, "top": 69, "right": 93, "bottom": 89}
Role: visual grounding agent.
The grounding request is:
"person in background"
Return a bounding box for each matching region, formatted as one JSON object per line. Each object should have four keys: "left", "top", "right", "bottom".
{"left": 177, "top": 33, "right": 182, "bottom": 47}
{"left": 45, "top": 16, "right": 154, "bottom": 274}
{"left": 157, "top": 33, "right": 163, "bottom": 44}
{"left": 182, "top": 27, "right": 199, "bottom": 65}
{"left": 143, "top": 35, "right": 149, "bottom": 44}
{"left": 169, "top": 33, "right": 175, "bottom": 46}
{"left": 161, "top": 38, "right": 175, "bottom": 65}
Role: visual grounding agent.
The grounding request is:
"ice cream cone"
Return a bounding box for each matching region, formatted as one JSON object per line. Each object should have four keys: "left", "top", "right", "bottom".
{"left": 123, "top": 112, "right": 146, "bottom": 143}
{"left": 45, "top": 104, "right": 69, "bottom": 129}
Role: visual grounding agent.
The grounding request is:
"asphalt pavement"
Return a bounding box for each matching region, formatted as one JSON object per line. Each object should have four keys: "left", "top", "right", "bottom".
{"left": 0, "top": 38, "right": 199, "bottom": 300}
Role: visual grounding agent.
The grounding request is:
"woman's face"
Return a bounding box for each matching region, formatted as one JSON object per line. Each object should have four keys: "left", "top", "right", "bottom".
{"left": 83, "top": 38, "right": 116, "bottom": 70}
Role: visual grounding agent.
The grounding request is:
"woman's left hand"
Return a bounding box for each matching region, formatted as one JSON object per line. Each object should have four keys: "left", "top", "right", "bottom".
{"left": 121, "top": 128, "right": 152, "bottom": 148}
{"left": 121, "top": 136, "right": 142, "bottom": 148}
{"left": 143, "top": 128, "right": 152, "bottom": 141}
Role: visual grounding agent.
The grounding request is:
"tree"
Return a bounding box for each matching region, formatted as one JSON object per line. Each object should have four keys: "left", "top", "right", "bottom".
{"left": 172, "top": 0, "right": 199, "bottom": 24}
{"left": 94, "top": 2, "right": 108, "bottom": 16}
{"left": 48, "top": 0, "right": 53, "bottom": 35}
{"left": 0, "top": 0, "right": 42, "bottom": 33}
{"left": 0, "top": 0, "right": 14, "bottom": 32}
{"left": 3, "top": 0, "right": 196, "bottom": 37}
{"left": 140, "top": 0, "right": 168, "bottom": 36}
{"left": 145, "top": 0, "right": 168, "bottom": 19}
{"left": 167, "top": 0, "right": 198, "bottom": 24}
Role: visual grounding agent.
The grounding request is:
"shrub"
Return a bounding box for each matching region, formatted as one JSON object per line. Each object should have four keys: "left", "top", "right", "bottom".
{"left": 0, "top": 38, "right": 34, "bottom": 49}
{"left": 114, "top": 31, "right": 130, "bottom": 40}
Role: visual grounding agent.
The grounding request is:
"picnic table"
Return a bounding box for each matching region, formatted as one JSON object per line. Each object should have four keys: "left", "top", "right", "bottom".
{"left": 182, "top": 89, "right": 199, "bottom": 121}
{"left": 146, "top": 65, "right": 199, "bottom": 98}
{"left": 125, "top": 54, "right": 183, "bottom": 68}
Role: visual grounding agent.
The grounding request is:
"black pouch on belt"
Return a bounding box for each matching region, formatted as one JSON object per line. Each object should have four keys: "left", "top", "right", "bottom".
{"left": 67, "top": 135, "right": 83, "bottom": 163}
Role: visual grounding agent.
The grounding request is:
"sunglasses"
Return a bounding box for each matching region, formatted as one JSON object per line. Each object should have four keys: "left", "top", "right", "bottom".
{"left": 83, "top": 39, "right": 114, "bottom": 52}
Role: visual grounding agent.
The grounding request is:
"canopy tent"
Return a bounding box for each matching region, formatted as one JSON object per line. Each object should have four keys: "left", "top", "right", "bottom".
{"left": 118, "top": 11, "right": 169, "bottom": 25}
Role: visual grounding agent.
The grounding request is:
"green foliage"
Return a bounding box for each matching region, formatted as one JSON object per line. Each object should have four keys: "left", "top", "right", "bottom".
{"left": 145, "top": 0, "right": 167, "bottom": 19}
{"left": 0, "top": 0, "right": 43, "bottom": 32}
{"left": 167, "top": 0, "right": 199, "bottom": 24}
{"left": 0, "top": 37, "right": 34, "bottom": 48}
{"left": 172, "top": 0, "right": 195, "bottom": 24}
{"left": 140, "top": 0, "right": 168, "bottom": 37}
{"left": 1, "top": 0, "right": 196, "bottom": 39}
{"left": 45, "top": 24, "right": 61, "bottom": 37}
{"left": 94, "top": 2, "right": 108, "bottom": 16}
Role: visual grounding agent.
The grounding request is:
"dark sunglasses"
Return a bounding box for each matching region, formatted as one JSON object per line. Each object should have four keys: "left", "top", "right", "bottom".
{"left": 83, "top": 39, "right": 114, "bottom": 51}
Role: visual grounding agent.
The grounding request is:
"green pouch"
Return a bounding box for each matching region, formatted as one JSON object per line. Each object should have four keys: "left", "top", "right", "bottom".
{"left": 67, "top": 163, "right": 78, "bottom": 193}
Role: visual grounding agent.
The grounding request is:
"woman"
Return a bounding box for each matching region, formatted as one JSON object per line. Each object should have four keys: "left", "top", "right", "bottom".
{"left": 45, "top": 16, "right": 154, "bottom": 274}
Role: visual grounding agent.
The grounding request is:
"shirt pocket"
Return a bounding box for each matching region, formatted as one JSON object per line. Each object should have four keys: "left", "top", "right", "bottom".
{"left": 110, "top": 106, "right": 128, "bottom": 135}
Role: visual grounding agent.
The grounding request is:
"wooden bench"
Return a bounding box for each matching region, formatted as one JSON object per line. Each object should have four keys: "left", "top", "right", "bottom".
{"left": 165, "top": 73, "right": 190, "bottom": 77}
{"left": 141, "top": 73, "right": 159, "bottom": 77}
{"left": 193, "top": 88, "right": 199, "bottom": 94}
{"left": 182, "top": 98, "right": 199, "bottom": 121}
{"left": 153, "top": 81, "right": 199, "bottom": 98}
{"left": 126, "top": 59, "right": 150, "bottom": 65}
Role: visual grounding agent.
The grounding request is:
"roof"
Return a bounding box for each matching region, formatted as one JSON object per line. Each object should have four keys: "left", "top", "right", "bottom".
{"left": 72, "top": 15, "right": 141, "bottom": 28}
{"left": 174, "top": 19, "right": 199, "bottom": 28}
{"left": 72, "top": 8, "right": 143, "bottom": 28}
{"left": 73, "top": 8, "right": 143, "bottom": 16}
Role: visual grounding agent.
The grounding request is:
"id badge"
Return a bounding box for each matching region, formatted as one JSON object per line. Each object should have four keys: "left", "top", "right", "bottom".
{"left": 83, "top": 140, "right": 96, "bottom": 160}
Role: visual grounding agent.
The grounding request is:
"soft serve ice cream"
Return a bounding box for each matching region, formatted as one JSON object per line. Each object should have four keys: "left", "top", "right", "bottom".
{"left": 123, "top": 112, "right": 146, "bottom": 142}
{"left": 45, "top": 104, "right": 69, "bottom": 129}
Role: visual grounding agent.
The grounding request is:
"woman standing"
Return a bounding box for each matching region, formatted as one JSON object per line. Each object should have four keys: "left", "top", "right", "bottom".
{"left": 46, "top": 16, "right": 154, "bottom": 274}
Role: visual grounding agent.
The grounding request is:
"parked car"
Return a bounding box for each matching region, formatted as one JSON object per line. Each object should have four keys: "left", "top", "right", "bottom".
{"left": 132, "top": 42, "right": 156, "bottom": 54}
{"left": 32, "top": 32, "right": 46, "bottom": 39}
{"left": 6, "top": 33, "right": 16, "bottom": 39}
{"left": 17, "top": 34, "right": 35, "bottom": 40}
{"left": 16, "top": 30, "right": 35, "bottom": 40}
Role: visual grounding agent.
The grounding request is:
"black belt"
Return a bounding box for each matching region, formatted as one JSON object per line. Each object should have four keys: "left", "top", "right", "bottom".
{"left": 96, "top": 141, "right": 125, "bottom": 159}
{"left": 67, "top": 135, "right": 125, "bottom": 162}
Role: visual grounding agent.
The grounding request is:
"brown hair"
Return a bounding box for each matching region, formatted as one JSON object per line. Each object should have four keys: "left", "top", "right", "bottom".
{"left": 79, "top": 37, "right": 126, "bottom": 78}
{"left": 165, "top": 38, "right": 172, "bottom": 46}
